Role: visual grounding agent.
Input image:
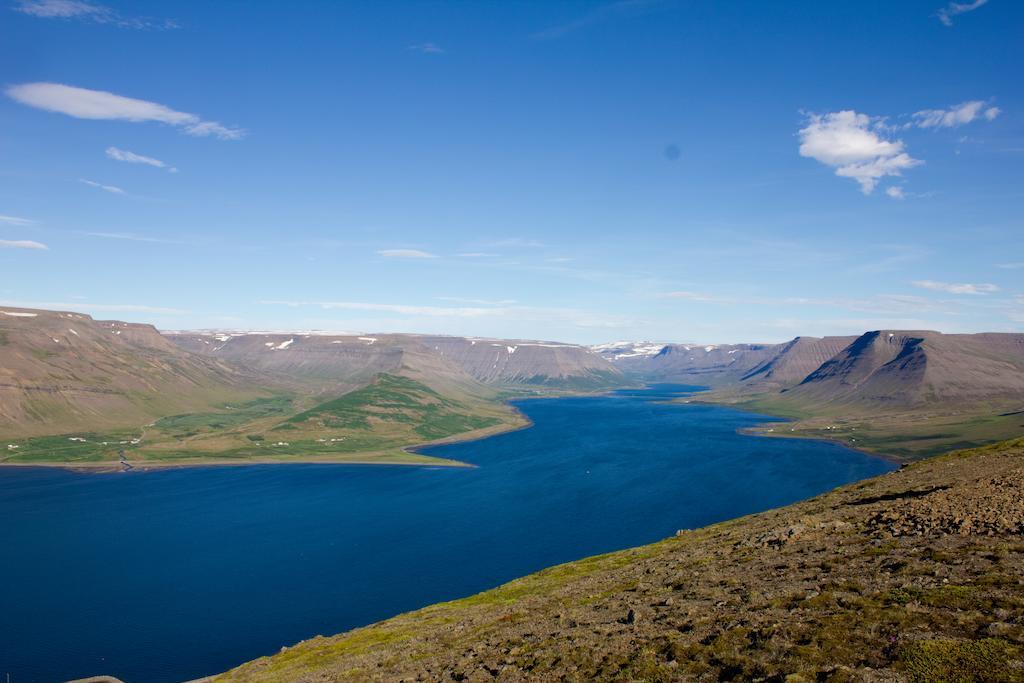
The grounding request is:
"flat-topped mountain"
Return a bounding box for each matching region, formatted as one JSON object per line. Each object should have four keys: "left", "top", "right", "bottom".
{"left": 0, "top": 307, "right": 260, "bottom": 439}
{"left": 601, "top": 330, "right": 1024, "bottom": 457}
{"left": 168, "top": 331, "right": 622, "bottom": 390}
{"left": 783, "top": 330, "right": 1024, "bottom": 411}
{"left": 613, "top": 342, "right": 782, "bottom": 386}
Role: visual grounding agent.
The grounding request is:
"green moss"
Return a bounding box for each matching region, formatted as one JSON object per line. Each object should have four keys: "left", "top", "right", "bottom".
{"left": 898, "top": 638, "right": 1022, "bottom": 682}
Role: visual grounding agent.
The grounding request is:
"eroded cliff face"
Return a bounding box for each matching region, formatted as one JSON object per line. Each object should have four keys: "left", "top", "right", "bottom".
{"left": 205, "top": 438, "right": 1024, "bottom": 683}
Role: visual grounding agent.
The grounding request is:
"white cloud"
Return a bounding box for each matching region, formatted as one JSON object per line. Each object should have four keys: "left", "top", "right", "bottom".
{"left": 912, "top": 280, "right": 999, "bottom": 295}
{"left": 0, "top": 240, "right": 47, "bottom": 250}
{"left": 531, "top": 0, "right": 666, "bottom": 40}
{"left": 996, "top": 262, "right": 1024, "bottom": 270}
{"left": 488, "top": 238, "right": 545, "bottom": 248}
{"left": 0, "top": 214, "right": 35, "bottom": 226}
{"left": 936, "top": 0, "right": 989, "bottom": 26}
{"left": 80, "top": 231, "right": 186, "bottom": 244}
{"left": 13, "top": 0, "right": 178, "bottom": 29}
{"left": 262, "top": 300, "right": 636, "bottom": 330}
{"left": 79, "top": 178, "right": 125, "bottom": 194}
{"left": 105, "top": 146, "right": 176, "bottom": 172}
{"left": 799, "top": 110, "right": 922, "bottom": 194}
{"left": 408, "top": 42, "right": 444, "bottom": 53}
{"left": 0, "top": 300, "right": 185, "bottom": 314}
{"left": 885, "top": 186, "right": 906, "bottom": 200}
{"left": 377, "top": 249, "right": 437, "bottom": 259}
{"left": 912, "top": 100, "right": 1001, "bottom": 128}
{"left": 437, "top": 297, "right": 518, "bottom": 306}
{"left": 6, "top": 83, "right": 243, "bottom": 140}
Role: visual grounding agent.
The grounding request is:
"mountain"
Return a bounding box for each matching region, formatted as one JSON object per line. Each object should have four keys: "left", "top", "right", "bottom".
{"left": 611, "top": 342, "right": 784, "bottom": 386}
{"left": 202, "top": 437, "right": 1024, "bottom": 682}
{"left": 601, "top": 331, "right": 1024, "bottom": 456}
{"left": 0, "top": 307, "right": 261, "bottom": 439}
{"left": 736, "top": 335, "right": 858, "bottom": 391}
{"left": 779, "top": 330, "right": 1024, "bottom": 411}
{"left": 168, "top": 332, "right": 623, "bottom": 390}
{"left": 2, "top": 312, "right": 619, "bottom": 468}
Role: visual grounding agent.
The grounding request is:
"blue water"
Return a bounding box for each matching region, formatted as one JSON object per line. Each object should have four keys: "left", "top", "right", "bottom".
{"left": 0, "top": 385, "right": 894, "bottom": 682}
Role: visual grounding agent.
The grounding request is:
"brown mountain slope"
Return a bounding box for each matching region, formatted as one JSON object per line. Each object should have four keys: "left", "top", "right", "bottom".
{"left": 780, "top": 331, "right": 1024, "bottom": 411}
{"left": 168, "top": 332, "right": 623, "bottom": 390}
{"left": 415, "top": 335, "right": 622, "bottom": 388}
{"left": 624, "top": 343, "right": 783, "bottom": 386}
{"left": 738, "top": 335, "right": 859, "bottom": 391}
{"left": 203, "top": 438, "right": 1024, "bottom": 683}
{"left": 0, "top": 307, "right": 263, "bottom": 438}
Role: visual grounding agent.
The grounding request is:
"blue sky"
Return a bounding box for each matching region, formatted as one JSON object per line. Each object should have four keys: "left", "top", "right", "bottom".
{"left": 1, "top": 0, "right": 1021, "bottom": 344}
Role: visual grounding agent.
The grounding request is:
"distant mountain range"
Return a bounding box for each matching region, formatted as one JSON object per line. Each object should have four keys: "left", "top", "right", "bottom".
{"left": 0, "top": 308, "right": 621, "bottom": 466}
{"left": 170, "top": 331, "right": 621, "bottom": 391}
{"left": 3, "top": 305, "right": 1022, "bottom": 463}
{"left": 593, "top": 331, "right": 1024, "bottom": 456}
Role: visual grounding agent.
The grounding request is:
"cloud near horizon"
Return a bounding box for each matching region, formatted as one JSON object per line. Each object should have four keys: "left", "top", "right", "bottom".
{"left": 799, "top": 110, "right": 921, "bottom": 195}
{"left": 0, "top": 214, "right": 35, "bottom": 226}
{"left": 106, "top": 146, "right": 177, "bottom": 172}
{"left": 913, "top": 280, "right": 1000, "bottom": 295}
{"left": 80, "top": 178, "right": 125, "bottom": 194}
{"left": 6, "top": 83, "right": 243, "bottom": 140}
{"left": 408, "top": 42, "right": 444, "bottom": 53}
{"left": 377, "top": 249, "right": 438, "bottom": 259}
{"left": 0, "top": 239, "right": 48, "bottom": 250}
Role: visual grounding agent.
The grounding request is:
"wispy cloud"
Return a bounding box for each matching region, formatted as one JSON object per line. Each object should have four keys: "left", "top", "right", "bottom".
{"left": 0, "top": 214, "right": 35, "bottom": 226}
{"left": 885, "top": 186, "right": 906, "bottom": 200}
{"left": 437, "top": 297, "right": 518, "bottom": 306}
{"left": 531, "top": 0, "right": 665, "bottom": 40}
{"left": 12, "top": 0, "right": 178, "bottom": 29}
{"left": 487, "top": 238, "right": 545, "bottom": 248}
{"left": 377, "top": 249, "right": 437, "bottom": 259}
{"left": 79, "top": 178, "right": 125, "bottom": 194}
{"left": 912, "top": 100, "right": 1000, "bottom": 128}
{"left": 655, "top": 290, "right": 971, "bottom": 317}
{"left": 0, "top": 239, "right": 48, "bottom": 250}
{"left": 262, "top": 300, "right": 636, "bottom": 330}
{"left": 0, "top": 300, "right": 185, "bottom": 314}
{"left": 408, "top": 42, "right": 444, "bottom": 54}
{"left": 912, "top": 279, "right": 999, "bottom": 295}
{"left": 80, "top": 231, "right": 186, "bottom": 244}
{"left": 996, "top": 262, "right": 1024, "bottom": 270}
{"left": 106, "top": 146, "right": 177, "bottom": 172}
{"left": 6, "top": 83, "right": 243, "bottom": 140}
{"left": 799, "top": 110, "right": 921, "bottom": 194}
{"left": 935, "top": 0, "right": 989, "bottom": 26}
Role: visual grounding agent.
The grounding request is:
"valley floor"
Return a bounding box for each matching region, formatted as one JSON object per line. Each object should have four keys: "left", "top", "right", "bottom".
{"left": 203, "top": 437, "right": 1024, "bottom": 682}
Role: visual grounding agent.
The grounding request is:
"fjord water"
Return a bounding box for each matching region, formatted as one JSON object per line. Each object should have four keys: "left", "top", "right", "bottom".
{"left": 0, "top": 386, "right": 894, "bottom": 682}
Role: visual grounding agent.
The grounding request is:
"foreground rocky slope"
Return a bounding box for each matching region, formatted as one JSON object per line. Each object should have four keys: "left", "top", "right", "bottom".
{"left": 206, "top": 438, "right": 1024, "bottom": 682}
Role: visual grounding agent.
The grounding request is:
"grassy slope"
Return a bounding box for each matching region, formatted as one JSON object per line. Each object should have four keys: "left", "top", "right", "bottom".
{"left": 719, "top": 391, "right": 1024, "bottom": 460}
{"left": 205, "top": 438, "right": 1024, "bottom": 682}
{"left": 1, "top": 374, "right": 525, "bottom": 469}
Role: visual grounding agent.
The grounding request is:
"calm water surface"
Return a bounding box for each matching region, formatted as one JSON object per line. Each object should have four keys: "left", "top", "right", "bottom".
{"left": 0, "top": 385, "right": 894, "bottom": 682}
